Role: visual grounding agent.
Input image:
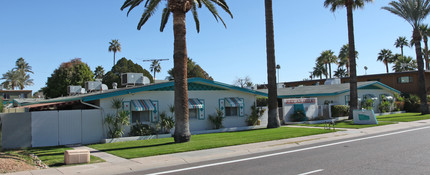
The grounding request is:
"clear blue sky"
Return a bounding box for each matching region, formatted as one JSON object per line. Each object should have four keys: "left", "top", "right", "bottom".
{"left": 0, "top": 0, "right": 425, "bottom": 93}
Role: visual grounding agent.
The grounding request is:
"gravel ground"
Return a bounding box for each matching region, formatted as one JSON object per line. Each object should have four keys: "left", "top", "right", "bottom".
{"left": 0, "top": 152, "right": 37, "bottom": 174}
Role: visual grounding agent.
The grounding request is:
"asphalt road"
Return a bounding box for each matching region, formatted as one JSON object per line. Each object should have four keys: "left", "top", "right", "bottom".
{"left": 129, "top": 126, "right": 430, "bottom": 175}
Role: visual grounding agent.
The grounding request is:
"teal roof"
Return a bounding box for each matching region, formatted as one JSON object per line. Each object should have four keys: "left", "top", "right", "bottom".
{"left": 16, "top": 78, "right": 267, "bottom": 106}
{"left": 258, "top": 81, "right": 400, "bottom": 98}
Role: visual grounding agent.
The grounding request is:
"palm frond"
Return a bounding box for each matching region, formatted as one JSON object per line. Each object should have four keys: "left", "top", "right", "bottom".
{"left": 160, "top": 6, "right": 170, "bottom": 32}
{"left": 191, "top": 2, "right": 201, "bottom": 33}
{"left": 121, "top": 0, "right": 146, "bottom": 16}
{"left": 208, "top": 0, "right": 233, "bottom": 18}
{"left": 201, "top": 0, "right": 227, "bottom": 28}
{"left": 137, "top": 0, "right": 163, "bottom": 30}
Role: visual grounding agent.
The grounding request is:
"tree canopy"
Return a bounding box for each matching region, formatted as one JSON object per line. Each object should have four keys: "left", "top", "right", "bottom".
{"left": 103, "top": 57, "right": 153, "bottom": 89}
{"left": 167, "top": 58, "right": 213, "bottom": 81}
{"left": 1, "top": 57, "right": 34, "bottom": 90}
{"left": 43, "top": 58, "right": 94, "bottom": 98}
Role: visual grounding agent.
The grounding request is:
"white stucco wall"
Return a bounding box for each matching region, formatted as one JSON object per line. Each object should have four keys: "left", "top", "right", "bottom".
{"left": 98, "top": 89, "right": 260, "bottom": 136}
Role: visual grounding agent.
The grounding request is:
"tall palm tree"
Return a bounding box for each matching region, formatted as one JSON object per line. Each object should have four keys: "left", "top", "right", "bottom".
{"left": 377, "top": 49, "right": 394, "bottom": 73}
{"left": 150, "top": 60, "right": 161, "bottom": 80}
{"left": 108, "top": 39, "right": 121, "bottom": 67}
{"left": 395, "top": 36, "right": 409, "bottom": 57}
{"left": 121, "top": 0, "right": 232, "bottom": 142}
{"left": 13, "top": 58, "right": 33, "bottom": 90}
{"left": 392, "top": 55, "right": 418, "bottom": 72}
{"left": 317, "top": 50, "right": 337, "bottom": 78}
{"left": 334, "top": 67, "right": 348, "bottom": 78}
{"left": 383, "top": 0, "right": 430, "bottom": 114}
{"left": 265, "top": 0, "right": 280, "bottom": 128}
{"left": 1, "top": 70, "right": 19, "bottom": 90}
{"left": 338, "top": 44, "right": 359, "bottom": 76}
{"left": 313, "top": 62, "right": 326, "bottom": 80}
{"left": 420, "top": 24, "right": 430, "bottom": 70}
{"left": 14, "top": 57, "right": 33, "bottom": 74}
{"left": 324, "top": 0, "right": 373, "bottom": 119}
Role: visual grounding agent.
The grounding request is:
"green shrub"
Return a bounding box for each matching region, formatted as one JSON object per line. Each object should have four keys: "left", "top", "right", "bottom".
{"left": 331, "top": 105, "right": 350, "bottom": 117}
{"left": 159, "top": 112, "right": 175, "bottom": 134}
{"left": 404, "top": 94, "right": 420, "bottom": 112}
{"left": 209, "top": 109, "right": 224, "bottom": 129}
{"left": 290, "top": 109, "right": 307, "bottom": 122}
{"left": 129, "top": 122, "right": 152, "bottom": 136}
{"left": 378, "top": 101, "right": 391, "bottom": 113}
{"left": 256, "top": 97, "right": 268, "bottom": 107}
{"left": 246, "top": 105, "right": 266, "bottom": 126}
{"left": 361, "top": 99, "right": 374, "bottom": 110}
{"left": 105, "top": 98, "right": 130, "bottom": 138}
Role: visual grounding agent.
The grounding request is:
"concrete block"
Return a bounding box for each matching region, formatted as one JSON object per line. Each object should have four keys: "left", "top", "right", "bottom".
{"left": 64, "top": 150, "right": 90, "bottom": 165}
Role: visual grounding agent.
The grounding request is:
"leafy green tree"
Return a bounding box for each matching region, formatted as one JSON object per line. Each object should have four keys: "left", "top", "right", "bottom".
{"left": 325, "top": 0, "right": 373, "bottom": 119}
{"left": 43, "top": 58, "right": 94, "bottom": 98}
{"left": 94, "top": 66, "right": 105, "bottom": 79}
{"left": 103, "top": 57, "right": 153, "bottom": 89}
{"left": 109, "top": 39, "right": 122, "bottom": 67}
{"left": 377, "top": 49, "right": 394, "bottom": 73}
{"left": 392, "top": 55, "right": 417, "bottom": 72}
{"left": 150, "top": 60, "right": 161, "bottom": 80}
{"left": 121, "top": 0, "right": 232, "bottom": 143}
{"left": 317, "top": 50, "right": 337, "bottom": 78}
{"left": 395, "top": 36, "right": 409, "bottom": 57}
{"left": 383, "top": 0, "right": 430, "bottom": 114}
{"left": 167, "top": 58, "right": 213, "bottom": 80}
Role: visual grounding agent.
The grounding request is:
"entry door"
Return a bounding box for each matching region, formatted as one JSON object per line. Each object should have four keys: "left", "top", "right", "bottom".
{"left": 59, "top": 110, "right": 82, "bottom": 145}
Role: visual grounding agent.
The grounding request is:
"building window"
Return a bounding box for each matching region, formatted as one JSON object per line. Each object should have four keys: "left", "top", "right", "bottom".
{"left": 189, "top": 109, "right": 198, "bottom": 119}
{"left": 132, "top": 111, "right": 150, "bottom": 123}
{"left": 225, "top": 107, "right": 238, "bottom": 116}
{"left": 398, "top": 76, "right": 413, "bottom": 84}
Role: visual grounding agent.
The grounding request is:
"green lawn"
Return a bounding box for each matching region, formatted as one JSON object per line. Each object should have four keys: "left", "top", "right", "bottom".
{"left": 89, "top": 127, "right": 335, "bottom": 159}
{"left": 24, "top": 146, "right": 105, "bottom": 167}
{"left": 377, "top": 113, "right": 430, "bottom": 122}
{"left": 296, "top": 120, "right": 396, "bottom": 129}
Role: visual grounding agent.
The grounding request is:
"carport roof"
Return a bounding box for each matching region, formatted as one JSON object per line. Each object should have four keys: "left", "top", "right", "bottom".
{"left": 258, "top": 81, "right": 400, "bottom": 98}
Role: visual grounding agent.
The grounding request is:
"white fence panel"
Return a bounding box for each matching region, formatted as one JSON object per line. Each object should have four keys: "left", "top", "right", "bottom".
{"left": 82, "top": 109, "right": 103, "bottom": 144}
{"left": 31, "top": 111, "right": 59, "bottom": 147}
{"left": 59, "top": 110, "right": 82, "bottom": 145}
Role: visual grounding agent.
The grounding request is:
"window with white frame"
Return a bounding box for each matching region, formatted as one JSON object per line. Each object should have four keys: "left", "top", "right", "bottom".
{"left": 398, "top": 76, "right": 413, "bottom": 84}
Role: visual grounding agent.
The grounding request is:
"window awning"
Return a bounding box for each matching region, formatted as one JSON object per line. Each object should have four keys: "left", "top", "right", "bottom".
{"left": 188, "top": 98, "right": 203, "bottom": 109}
{"left": 224, "top": 97, "right": 243, "bottom": 107}
{"left": 131, "top": 100, "right": 155, "bottom": 111}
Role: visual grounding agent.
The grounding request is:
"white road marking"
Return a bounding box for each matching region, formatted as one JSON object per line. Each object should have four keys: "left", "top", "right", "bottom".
{"left": 147, "top": 126, "right": 430, "bottom": 175}
{"left": 298, "top": 169, "right": 324, "bottom": 175}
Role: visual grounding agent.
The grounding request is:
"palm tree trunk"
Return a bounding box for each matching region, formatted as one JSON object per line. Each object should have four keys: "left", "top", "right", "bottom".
{"left": 424, "top": 38, "right": 429, "bottom": 70}
{"left": 413, "top": 28, "right": 430, "bottom": 114}
{"left": 113, "top": 52, "right": 116, "bottom": 66}
{"left": 346, "top": 1, "right": 358, "bottom": 119}
{"left": 172, "top": 10, "right": 191, "bottom": 142}
{"left": 329, "top": 63, "right": 332, "bottom": 78}
{"left": 265, "top": 0, "right": 280, "bottom": 128}
{"left": 385, "top": 60, "right": 389, "bottom": 73}
{"left": 401, "top": 46, "right": 404, "bottom": 57}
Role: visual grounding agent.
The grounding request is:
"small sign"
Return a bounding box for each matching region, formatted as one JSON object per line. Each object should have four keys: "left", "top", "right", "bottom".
{"left": 353, "top": 110, "right": 378, "bottom": 125}
{"left": 284, "top": 98, "right": 317, "bottom": 105}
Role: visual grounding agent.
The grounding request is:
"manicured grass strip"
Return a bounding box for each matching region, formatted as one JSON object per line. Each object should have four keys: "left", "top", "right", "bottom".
{"left": 89, "top": 127, "right": 334, "bottom": 159}
{"left": 377, "top": 113, "right": 430, "bottom": 122}
{"left": 296, "top": 120, "right": 396, "bottom": 129}
{"left": 25, "top": 146, "right": 105, "bottom": 167}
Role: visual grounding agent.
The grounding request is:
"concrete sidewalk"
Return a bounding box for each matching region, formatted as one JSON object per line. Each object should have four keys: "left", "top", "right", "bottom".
{"left": 8, "top": 119, "right": 430, "bottom": 175}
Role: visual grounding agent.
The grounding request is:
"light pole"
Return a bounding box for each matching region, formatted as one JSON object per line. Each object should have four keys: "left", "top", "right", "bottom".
{"left": 276, "top": 64, "right": 281, "bottom": 83}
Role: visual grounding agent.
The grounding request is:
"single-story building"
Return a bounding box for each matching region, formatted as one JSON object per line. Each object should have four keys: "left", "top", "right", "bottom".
{"left": 1, "top": 78, "right": 268, "bottom": 149}
{"left": 259, "top": 81, "right": 400, "bottom": 122}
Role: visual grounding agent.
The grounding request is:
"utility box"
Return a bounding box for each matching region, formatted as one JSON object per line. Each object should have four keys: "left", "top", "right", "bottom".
{"left": 121, "top": 73, "right": 150, "bottom": 86}
{"left": 85, "top": 81, "right": 102, "bottom": 92}
{"left": 64, "top": 150, "right": 90, "bottom": 165}
{"left": 68, "top": 86, "right": 82, "bottom": 95}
